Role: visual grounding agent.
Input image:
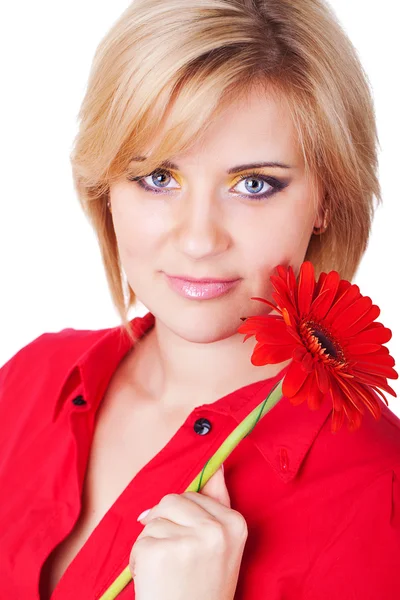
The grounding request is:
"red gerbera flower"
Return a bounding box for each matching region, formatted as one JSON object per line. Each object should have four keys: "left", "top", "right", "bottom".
{"left": 237, "top": 261, "right": 398, "bottom": 433}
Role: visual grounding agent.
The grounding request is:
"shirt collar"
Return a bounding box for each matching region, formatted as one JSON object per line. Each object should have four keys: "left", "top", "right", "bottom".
{"left": 55, "top": 311, "right": 333, "bottom": 483}
{"left": 51, "top": 311, "right": 155, "bottom": 422}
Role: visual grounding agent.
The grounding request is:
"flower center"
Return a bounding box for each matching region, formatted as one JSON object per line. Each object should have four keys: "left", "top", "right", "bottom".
{"left": 300, "top": 319, "right": 346, "bottom": 367}
{"left": 312, "top": 329, "right": 338, "bottom": 358}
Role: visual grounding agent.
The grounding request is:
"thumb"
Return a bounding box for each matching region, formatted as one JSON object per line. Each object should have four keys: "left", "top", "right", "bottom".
{"left": 200, "top": 465, "right": 231, "bottom": 508}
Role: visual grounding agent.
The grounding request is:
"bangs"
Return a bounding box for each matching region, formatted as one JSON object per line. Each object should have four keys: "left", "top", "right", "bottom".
{"left": 107, "top": 54, "right": 288, "bottom": 187}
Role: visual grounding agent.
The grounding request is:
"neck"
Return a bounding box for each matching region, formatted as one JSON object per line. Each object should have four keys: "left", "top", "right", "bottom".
{"left": 128, "top": 315, "right": 290, "bottom": 412}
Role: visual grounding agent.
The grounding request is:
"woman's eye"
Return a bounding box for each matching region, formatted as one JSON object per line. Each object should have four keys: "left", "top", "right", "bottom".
{"left": 127, "top": 169, "right": 288, "bottom": 200}
{"left": 128, "top": 169, "right": 179, "bottom": 194}
{"left": 232, "top": 173, "right": 277, "bottom": 200}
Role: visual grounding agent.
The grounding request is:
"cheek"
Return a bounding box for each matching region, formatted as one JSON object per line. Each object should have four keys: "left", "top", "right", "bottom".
{"left": 242, "top": 197, "right": 314, "bottom": 280}
{"left": 114, "top": 209, "right": 164, "bottom": 261}
{"left": 245, "top": 208, "right": 312, "bottom": 258}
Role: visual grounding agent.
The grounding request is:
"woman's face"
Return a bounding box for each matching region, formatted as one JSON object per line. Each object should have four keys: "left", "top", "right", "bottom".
{"left": 109, "top": 85, "right": 323, "bottom": 342}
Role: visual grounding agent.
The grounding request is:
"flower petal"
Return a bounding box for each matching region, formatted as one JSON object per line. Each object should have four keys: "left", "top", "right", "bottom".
{"left": 325, "top": 283, "right": 361, "bottom": 325}
{"left": 301, "top": 350, "right": 314, "bottom": 373}
{"left": 346, "top": 408, "right": 363, "bottom": 433}
{"left": 293, "top": 345, "right": 307, "bottom": 362}
{"left": 369, "top": 386, "right": 391, "bottom": 406}
{"left": 237, "top": 314, "right": 288, "bottom": 340}
{"left": 342, "top": 304, "right": 381, "bottom": 338}
{"left": 311, "top": 270, "right": 341, "bottom": 321}
{"left": 308, "top": 372, "right": 325, "bottom": 410}
{"left": 250, "top": 341, "right": 293, "bottom": 365}
{"left": 328, "top": 375, "right": 363, "bottom": 433}
{"left": 347, "top": 323, "right": 392, "bottom": 345}
{"left": 297, "top": 261, "right": 315, "bottom": 316}
{"left": 349, "top": 370, "right": 397, "bottom": 396}
{"left": 328, "top": 377, "right": 345, "bottom": 433}
{"left": 282, "top": 359, "right": 309, "bottom": 396}
{"left": 278, "top": 266, "right": 295, "bottom": 299}
{"left": 315, "top": 361, "right": 330, "bottom": 394}
{"left": 287, "top": 266, "right": 298, "bottom": 308}
{"left": 276, "top": 264, "right": 288, "bottom": 281}
{"left": 344, "top": 342, "right": 384, "bottom": 355}
{"left": 248, "top": 296, "right": 280, "bottom": 312}
{"left": 348, "top": 349, "right": 395, "bottom": 366}
{"left": 270, "top": 275, "right": 297, "bottom": 312}
{"left": 331, "top": 295, "right": 373, "bottom": 332}
{"left": 347, "top": 379, "right": 382, "bottom": 421}
{"left": 331, "top": 407, "right": 345, "bottom": 433}
{"left": 288, "top": 373, "right": 313, "bottom": 407}
{"left": 351, "top": 362, "right": 398, "bottom": 379}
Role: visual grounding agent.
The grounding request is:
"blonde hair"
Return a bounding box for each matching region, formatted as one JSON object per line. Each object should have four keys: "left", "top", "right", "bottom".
{"left": 70, "top": 0, "right": 381, "bottom": 343}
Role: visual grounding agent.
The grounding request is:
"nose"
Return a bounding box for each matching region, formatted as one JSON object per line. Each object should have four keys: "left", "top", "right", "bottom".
{"left": 172, "top": 190, "right": 230, "bottom": 260}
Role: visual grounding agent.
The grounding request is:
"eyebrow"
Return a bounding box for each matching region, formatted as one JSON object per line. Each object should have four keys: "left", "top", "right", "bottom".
{"left": 130, "top": 156, "right": 293, "bottom": 173}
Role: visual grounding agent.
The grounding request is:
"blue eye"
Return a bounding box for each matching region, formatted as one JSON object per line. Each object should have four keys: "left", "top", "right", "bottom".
{"left": 232, "top": 171, "right": 288, "bottom": 200}
{"left": 127, "top": 169, "right": 178, "bottom": 193}
{"left": 127, "top": 168, "right": 289, "bottom": 201}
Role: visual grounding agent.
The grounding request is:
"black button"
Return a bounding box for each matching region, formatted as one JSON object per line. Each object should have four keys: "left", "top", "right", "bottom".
{"left": 194, "top": 417, "right": 212, "bottom": 435}
{"left": 72, "top": 395, "right": 86, "bottom": 406}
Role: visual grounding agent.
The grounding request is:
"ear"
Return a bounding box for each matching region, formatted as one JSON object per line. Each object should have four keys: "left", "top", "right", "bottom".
{"left": 313, "top": 203, "right": 329, "bottom": 234}
{"left": 313, "top": 215, "right": 323, "bottom": 230}
{"left": 312, "top": 187, "right": 328, "bottom": 229}
{"left": 313, "top": 204, "right": 325, "bottom": 229}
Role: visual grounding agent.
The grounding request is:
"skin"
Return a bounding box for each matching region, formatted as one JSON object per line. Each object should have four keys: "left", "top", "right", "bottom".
{"left": 132, "top": 466, "right": 247, "bottom": 600}
{"left": 108, "top": 82, "right": 325, "bottom": 599}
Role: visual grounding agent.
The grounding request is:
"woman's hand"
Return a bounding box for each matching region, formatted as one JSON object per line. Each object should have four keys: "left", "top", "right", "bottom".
{"left": 129, "top": 465, "right": 248, "bottom": 600}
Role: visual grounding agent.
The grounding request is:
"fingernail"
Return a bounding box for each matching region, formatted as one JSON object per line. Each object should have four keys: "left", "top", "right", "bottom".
{"left": 137, "top": 508, "right": 151, "bottom": 521}
{"left": 221, "top": 463, "right": 225, "bottom": 473}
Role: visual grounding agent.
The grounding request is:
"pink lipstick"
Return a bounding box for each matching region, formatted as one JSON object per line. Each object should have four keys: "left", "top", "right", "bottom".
{"left": 164, "top": 274, "right": 241, "bottom": 300}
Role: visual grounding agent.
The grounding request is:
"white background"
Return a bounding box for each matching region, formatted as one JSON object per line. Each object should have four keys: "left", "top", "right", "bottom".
{"left": 1, "top": 1, "right": 399, "bottom": 415}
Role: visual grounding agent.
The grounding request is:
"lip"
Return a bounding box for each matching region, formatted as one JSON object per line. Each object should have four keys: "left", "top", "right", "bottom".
{"left": 164, "top": 273, "right": 241, "bottom": 300}
{"left": 165, "top": 273, "right": 240, "bottom": 283}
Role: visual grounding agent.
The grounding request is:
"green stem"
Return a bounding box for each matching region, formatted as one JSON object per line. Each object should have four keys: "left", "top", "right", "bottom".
{"left": 98, "top": 378, "right": 284, "bottom": 600}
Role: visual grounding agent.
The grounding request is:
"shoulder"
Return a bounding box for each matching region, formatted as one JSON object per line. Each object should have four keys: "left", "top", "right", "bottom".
{"left": 317, "top": 398, "right": 400, "bottom": 479}
{"left": 0, "top": 325, "right": 114, "bottom": 436}
{"left": 0, "top": 325, "right": 110, "bottom": 386}
{"left": 0, "top": 324, "right": 120, "bottom": 468}
{"left": 300, "top": 404, "right": 400, "bottom": 599}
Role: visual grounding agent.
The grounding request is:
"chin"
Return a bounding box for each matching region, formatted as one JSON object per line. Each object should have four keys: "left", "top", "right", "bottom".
{"left": 153, "top": 303, "right": 246, "bottom": 343}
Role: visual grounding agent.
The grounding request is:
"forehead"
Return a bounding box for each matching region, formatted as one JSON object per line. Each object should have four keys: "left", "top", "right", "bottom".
{"left": 148, "top": 84, "right": 301, "bottom": 170}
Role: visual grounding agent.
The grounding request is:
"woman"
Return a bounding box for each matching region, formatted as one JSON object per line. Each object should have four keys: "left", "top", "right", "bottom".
{"left": 1, "top": 0, "right": 399, "bottom": 598}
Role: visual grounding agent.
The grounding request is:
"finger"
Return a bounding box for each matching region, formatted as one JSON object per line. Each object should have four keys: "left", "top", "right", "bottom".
{"left": 138, "top": 487, "right": 231, "bottom": 528}
{"left": 181, "top": 472, "right": 234, "bottom": 521}
{"left": 130, "top": 522, "right": 185, "bottom": 577}
{"left": 200, "top": 466, "right": 231, "bottom": 508}
{"left": 136, "top": 516, "right": 185, "bottom": 540}
{"left": 138, "top": 492, "right": 213, "bottom": 527}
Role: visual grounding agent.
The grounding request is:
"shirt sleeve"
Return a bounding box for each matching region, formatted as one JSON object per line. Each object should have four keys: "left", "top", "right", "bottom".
{"left": 302, "top": 465, "right": 400, "bottom": 600}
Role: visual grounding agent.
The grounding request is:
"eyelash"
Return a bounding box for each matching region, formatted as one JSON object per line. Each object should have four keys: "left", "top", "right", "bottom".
{"left": 127, "top": 169, "right": 288, "bottom": 201}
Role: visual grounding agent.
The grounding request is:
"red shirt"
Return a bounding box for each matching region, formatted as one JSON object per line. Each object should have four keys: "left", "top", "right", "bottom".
{"left": 1, "top": 311, "right": 400, "bottom": 600}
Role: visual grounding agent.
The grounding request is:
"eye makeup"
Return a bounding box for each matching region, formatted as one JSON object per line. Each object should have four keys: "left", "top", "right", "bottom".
{"left": 126, "top": 167, "right": 290, "bottom": 202}
{"left": 229, "top": 170, "right": 289, "bottom": 201}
